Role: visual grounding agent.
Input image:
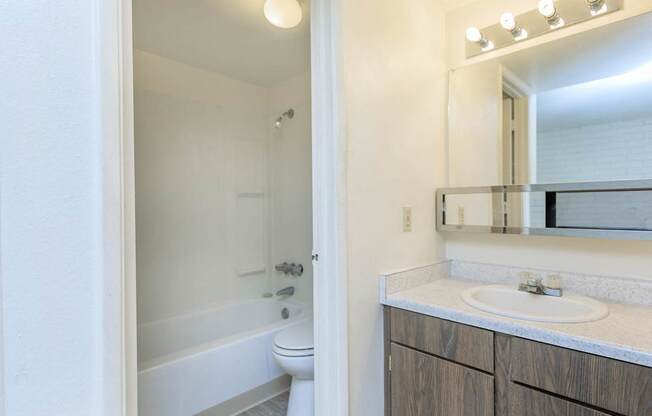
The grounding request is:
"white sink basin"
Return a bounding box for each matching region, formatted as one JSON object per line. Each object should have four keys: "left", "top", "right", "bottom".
{"left": 461, "top": 285, "right": 609, "bottom": 323}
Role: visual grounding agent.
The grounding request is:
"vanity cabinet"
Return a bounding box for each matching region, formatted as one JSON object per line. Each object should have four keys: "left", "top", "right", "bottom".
{"left": 385, "top": 307, "right": 652, "bottom": 416}
{"left": 390, "top": 343, "right": 493, "bottom": 416}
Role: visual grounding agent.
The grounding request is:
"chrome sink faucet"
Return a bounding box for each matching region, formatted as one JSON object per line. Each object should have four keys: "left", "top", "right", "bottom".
{"left": 518, "top": 272, "right": 563, "bottom": 297}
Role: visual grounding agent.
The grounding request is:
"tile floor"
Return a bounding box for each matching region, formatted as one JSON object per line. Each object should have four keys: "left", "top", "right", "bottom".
{"left": 236, "top": 392, "right": 289, "bottom": 416}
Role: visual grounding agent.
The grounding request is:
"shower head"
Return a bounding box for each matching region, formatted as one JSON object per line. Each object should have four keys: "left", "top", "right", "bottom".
{"left": 274, "top": 108, "right": 295, "bottom": 129}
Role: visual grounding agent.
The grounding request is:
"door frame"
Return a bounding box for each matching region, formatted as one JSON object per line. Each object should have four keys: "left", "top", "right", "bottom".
{"left": 310, "top": 1, "right": 349, "bottom": 415}
{"left": 99, "top": 0, "right": 349, "bottom": 415}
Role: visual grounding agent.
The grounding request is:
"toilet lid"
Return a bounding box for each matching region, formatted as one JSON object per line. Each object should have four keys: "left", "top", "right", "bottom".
{"left": 274, "top": 320, "right": 314, "bottom": 351}
{"left": 272, "top": 344, "right": 314, "bottom": 357}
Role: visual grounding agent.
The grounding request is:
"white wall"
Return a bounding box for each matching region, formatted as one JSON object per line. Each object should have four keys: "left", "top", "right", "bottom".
{"left": 134, "top": 51, "right": 313, "bottom": 324}
{"left": 269, "top": 73, "right": 314, "bottom": 303}
{"left": 444, "top": 0, "right": 652, "bottom": 281}
{"left": 0, "top": 1, "right": 102, "bottom": 414}
{"left": 339, "top": 1, "right": 448, "bottom": 414}
{"left": 538, "top": 117, "right": 652, "bottom": 183}
{"left": 536, "top": 117, "right": 652, "bottom": 230}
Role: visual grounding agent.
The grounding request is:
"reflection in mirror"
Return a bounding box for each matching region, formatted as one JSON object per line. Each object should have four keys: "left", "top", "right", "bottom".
{"left": 444, "top": 192, "right": 543, "bottom": 229}
{"left": 445, "top": 194, "right": 498, "bottom": 227}
{"left": 445, "top": 12, "right": 652, "bottom": 239}
{"left": 442, "top": 189, "right": 652, "bottom": 233}
{"left": 449, "top": 12, "right": 652, "bottom": 188}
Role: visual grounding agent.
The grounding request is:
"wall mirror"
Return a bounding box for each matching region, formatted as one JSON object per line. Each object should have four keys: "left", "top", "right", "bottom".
{"left": 441, "top": 11, "right": 652, "bottom": 239}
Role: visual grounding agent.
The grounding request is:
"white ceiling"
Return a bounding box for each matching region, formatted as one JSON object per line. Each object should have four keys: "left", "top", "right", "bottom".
{"left": 133, "top": 0, "right": 311, "bottom": 87}
{"left": 495, "top": 12, "right": 652, "bottom": 131}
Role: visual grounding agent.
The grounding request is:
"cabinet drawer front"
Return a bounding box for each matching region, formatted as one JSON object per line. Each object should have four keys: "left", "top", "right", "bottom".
{"left": 509, "top": 338, "right": 652, "bottom": 416}
{"left": 390, "top": 343, "right": 494, "bottom": 416}
{"left": 390, "top": 308, "right": 494, "bottom": 373}
{"left": 509, "top": 383, "right": 611, "bottom": 416}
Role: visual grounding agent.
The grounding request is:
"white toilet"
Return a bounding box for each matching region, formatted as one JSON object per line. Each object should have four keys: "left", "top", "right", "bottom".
{"left": 272, "top": 320, "right": 314, "bottom": 416}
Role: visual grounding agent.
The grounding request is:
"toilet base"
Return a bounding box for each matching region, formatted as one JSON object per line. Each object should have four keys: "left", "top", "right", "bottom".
{"left": 287, "top": 377, "right": 314, "bottom": 416}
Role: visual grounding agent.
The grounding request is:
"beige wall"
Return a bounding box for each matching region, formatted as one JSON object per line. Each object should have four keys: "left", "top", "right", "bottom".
{"left": 339, "top": 0, "right": 448, "bottom": 414}
{"left": 444, "top": 0, "right": 652, "bottom": 282}
{"left": 448, "top": 60, "right": 502, "bottom": 186}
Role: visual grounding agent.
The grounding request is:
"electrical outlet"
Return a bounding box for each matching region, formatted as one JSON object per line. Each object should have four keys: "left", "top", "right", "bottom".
{"left": 402, "top": 207, "right": 413, "bottom": 232}
{"left": 458, "top": 206, "right": 465, "bottom": 225}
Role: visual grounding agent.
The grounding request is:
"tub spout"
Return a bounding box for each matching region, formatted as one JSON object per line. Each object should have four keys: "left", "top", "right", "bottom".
{"left": 275, "top": 286, "right": 295, "bottom": 298}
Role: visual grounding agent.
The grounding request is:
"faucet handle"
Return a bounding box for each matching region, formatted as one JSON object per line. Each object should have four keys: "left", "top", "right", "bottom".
{"left": 518, "top": 271, "right": 532, "bottom": 282}
{"left": 518, "top": 271, "right": 541, "bottom": 285}
{"left": 529, "top": 275, "right": 543, "bottom": 284}
{"left": 546, "top": 273, "right": 562, "bottom": 290}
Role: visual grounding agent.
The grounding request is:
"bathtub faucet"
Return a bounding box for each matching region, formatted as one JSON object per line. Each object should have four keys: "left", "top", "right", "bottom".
{"left": 275, "top": 286, "right": 295, "bottom": 299}
{"left": 275, "top": 262, "right": 304, "bottom": 277}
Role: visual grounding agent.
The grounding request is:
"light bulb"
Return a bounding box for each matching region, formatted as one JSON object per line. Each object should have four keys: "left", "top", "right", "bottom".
{"left": 538, "top": 0, "right": 564, "bottom": 28}
{"left": 500, "top": 12, "right": 528, "bottom": 41}
{"left": 500, "top": 13, "right": 517, "bottom": 31}
{"left": 465, "top": 27, "right": 482, "bottom": 43}
{"left": 466, "top": 27, "right": 494, "bottom": 51}
{"left": 264, "top": 0, "right": 302, "bottom": 29}
{"left": 538, "top": 0, "right": 556, "bottom": 18}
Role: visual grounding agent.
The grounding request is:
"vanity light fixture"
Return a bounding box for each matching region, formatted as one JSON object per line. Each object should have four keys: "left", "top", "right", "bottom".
{"left": 264, "top": 0, "right": 302, "bottom": 29}
{"left": 466, "top": 27, "right": 495, "bottom": 52}
{"left": 465, "top": 0, "right": 620, "bottom": 58}
{"left": 500, "top": 12, "right": 528, "bottom": 41}
{"left": 538, "top": 0, "right": 565, "bottom": 29}
{"left": 587, "top": 0, "right": 608, "bottom": 16}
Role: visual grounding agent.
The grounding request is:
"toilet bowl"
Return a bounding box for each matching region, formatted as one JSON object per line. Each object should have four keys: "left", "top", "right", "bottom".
{"left": 272, "top": 320, "right": 314, "bottom": 416}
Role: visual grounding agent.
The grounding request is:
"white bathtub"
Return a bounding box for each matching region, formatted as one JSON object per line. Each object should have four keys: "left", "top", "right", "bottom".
{"left": 138, "top": 298, "right": 309, "bottom": 416}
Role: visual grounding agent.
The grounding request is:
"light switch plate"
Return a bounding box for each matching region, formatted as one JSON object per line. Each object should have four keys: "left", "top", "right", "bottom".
{"left": 402, "top": 207, "right": 413, "bottom": 232}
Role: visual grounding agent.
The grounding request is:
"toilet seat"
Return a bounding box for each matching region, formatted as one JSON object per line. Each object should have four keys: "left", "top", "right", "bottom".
{"left": 272, "top": 344, "right": 314, "bottom": 357}
{"left": 273, "top": 320, "right": 314, "bottom": 357}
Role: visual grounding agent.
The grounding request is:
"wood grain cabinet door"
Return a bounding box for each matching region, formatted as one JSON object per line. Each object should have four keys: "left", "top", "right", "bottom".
{"left": 508, "top": 383, "right": 612, "bottom": 416}
{"left": 509, "top": 338, "right": 652, "bottom": 416}
{"left": 390, "top": 308, "right": 494, "bottom": 373}
{"left": 390, "top": 343, "right": 494, "bottom": 416}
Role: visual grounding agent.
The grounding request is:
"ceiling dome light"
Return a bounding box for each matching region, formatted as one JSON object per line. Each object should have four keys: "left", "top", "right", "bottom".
{"left": 264, "top": 0, "right": 302, "bottom": 29}
{"left": 466, "top": 27, "right": 494, "bottom": 52}
{"left": 500, "top": 12, "right": 528, "bottom": 41}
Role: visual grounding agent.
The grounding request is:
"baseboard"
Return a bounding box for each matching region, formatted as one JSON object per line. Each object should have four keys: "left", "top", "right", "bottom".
{"left": 195, "top": 375, "right": 291, "bottom": 416}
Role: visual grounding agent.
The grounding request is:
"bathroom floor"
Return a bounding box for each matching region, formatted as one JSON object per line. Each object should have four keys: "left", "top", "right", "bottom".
{"left": 237, "top": 392, "right": 289, "bottom": 416}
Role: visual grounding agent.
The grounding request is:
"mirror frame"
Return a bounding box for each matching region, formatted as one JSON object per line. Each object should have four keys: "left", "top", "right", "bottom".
{"left": 436, "top": 179, "right": 652, "bottom": 241}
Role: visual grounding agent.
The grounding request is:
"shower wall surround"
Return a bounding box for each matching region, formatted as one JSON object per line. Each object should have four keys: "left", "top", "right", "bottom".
{"left": 134, "top": 50, "right": 312, "bottom": 324}
{"left": 269, "top": 73, "right": 314, "bottom": 304}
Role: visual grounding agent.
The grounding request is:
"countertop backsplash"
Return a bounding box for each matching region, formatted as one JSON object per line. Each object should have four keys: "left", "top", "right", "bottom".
{"left": 381, "top": 259, "right": 652, "bottom": 307}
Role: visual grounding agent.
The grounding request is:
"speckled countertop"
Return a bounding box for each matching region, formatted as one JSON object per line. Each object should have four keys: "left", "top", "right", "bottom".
{"left": 382, "top": 277, "right": 652, "bottom": 368}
